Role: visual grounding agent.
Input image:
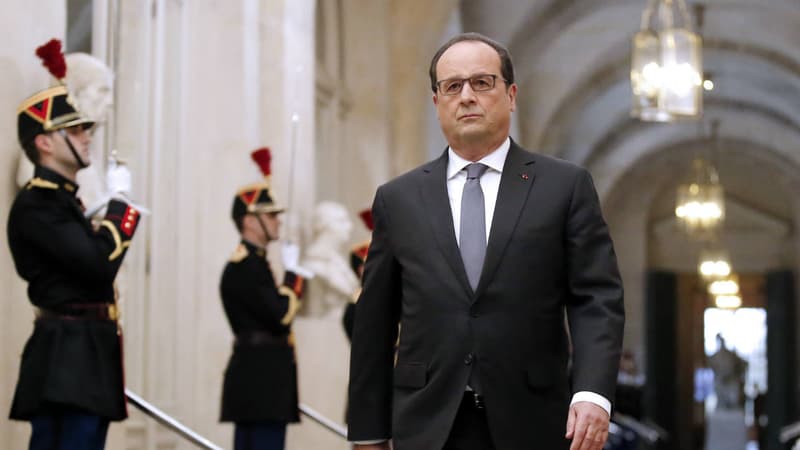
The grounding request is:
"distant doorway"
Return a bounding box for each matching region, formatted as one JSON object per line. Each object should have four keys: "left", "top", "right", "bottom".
{"left": 702, "top": 307, "right": 767, "bottom": 450}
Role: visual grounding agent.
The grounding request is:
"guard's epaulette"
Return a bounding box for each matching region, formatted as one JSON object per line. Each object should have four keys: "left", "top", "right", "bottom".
{"left": 26, "top": 177, "right": 59, "bottom": 190}
{"left": 229, "top": 244, "right": 249, "bottom": 263}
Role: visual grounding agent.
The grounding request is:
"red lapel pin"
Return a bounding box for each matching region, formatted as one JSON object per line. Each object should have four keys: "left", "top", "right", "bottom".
{"left": 520, "top": 172, "right": 529, "bottom": 180}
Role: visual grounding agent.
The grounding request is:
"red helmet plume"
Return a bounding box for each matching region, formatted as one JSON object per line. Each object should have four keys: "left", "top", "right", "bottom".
{"left": 35, "top": 39, "right": 67, "bottom": 80}
{"left": 251, "top": 147, "right": 271, "bottom": 178}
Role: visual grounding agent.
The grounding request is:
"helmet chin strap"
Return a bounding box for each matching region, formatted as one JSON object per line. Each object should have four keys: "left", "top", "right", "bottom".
{"left": 57, "top": 129, "right": 89, "bottom": 169}
{"left": 255, "top": 214, "right": 276, "bottom": 243}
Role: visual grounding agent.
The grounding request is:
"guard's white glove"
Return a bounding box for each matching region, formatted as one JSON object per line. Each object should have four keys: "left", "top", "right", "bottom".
{"left": 102, "top": 159, "right": 151, "bottom": 216}
{"left": 106, "top": 160, "right": 132, "bottom": 196}
{"left": 281, "top": 242, "right": 314, "bottom": 278}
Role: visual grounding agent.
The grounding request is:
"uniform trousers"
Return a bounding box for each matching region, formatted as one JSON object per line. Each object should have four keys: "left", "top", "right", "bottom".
{"left": 442, "top": 392, "right": 495, "bottom": 450}
{"left": 234, "top": 421, "right": 287, "bottom": 450}
{"left": 29, "top": 410, "right": 109, "bottom": 450}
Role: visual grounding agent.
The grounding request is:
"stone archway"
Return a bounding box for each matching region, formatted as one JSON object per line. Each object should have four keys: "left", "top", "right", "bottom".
{"left": 601, "top": 138, "right": 799, "bottom": 448}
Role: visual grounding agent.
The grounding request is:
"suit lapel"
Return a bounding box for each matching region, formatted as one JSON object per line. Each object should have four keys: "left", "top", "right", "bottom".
{"left": 420, "top": 151, "right": 473, "bottom": 297}
{"left": 474, "top": 141, "right": 537, "bottom": 298}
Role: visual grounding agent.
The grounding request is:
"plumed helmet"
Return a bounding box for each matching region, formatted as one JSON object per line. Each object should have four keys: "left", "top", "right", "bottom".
{"left": 231, "top": 147, "right": 285, "bottom": 222}
{"left": 17, "top": 39, "right": 94, "bottom": 148}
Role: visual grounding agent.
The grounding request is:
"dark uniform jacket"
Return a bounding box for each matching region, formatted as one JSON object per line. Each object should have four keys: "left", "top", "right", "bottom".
{"left": 219, "top": 240, "right": 304, "bottom": 423}
{"left": 348, "top": 141, "right": 625, "bottom": 450}
{"left": 7, "top": 165, "right": 140, "bottom": 421}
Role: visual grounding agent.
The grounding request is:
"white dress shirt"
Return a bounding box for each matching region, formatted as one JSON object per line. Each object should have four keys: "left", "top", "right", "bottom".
{"left": 352, "top": 138, "right": 608, "bottom": 445}
{"left": 446, "top": 138, "right": 508, "bottom": 244}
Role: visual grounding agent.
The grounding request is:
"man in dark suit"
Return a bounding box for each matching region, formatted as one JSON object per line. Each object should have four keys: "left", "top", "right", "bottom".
{"left": 8, "top": 41, "right": 141, "bottom": 450}
{"left": 219, "top": 148, "right": 312, "bottom": 450}
{"left": 347, "top": 33, "right": 625, "bottom": 450}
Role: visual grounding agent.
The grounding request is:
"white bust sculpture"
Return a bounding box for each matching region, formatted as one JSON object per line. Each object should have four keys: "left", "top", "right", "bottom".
{"left": 63, "top": 53, "right": 115, "bottom": 122}
{"left": 301, "top": 201, "right": 360, "bottom": 317}
{"left": 16, "top": 52, "right": 114, "bottom": 214}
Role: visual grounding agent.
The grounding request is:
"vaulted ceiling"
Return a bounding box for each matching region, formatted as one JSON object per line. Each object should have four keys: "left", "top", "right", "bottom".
{"left": 461, "top": 0, "right": 799, "bottom": 230}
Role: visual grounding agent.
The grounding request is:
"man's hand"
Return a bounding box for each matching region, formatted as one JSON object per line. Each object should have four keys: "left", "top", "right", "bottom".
{"left": 354, "top": 444, "right": 391, "bottom": 450}
{"left": 281, "top": 242, "right": 314, "bottom": 278}
{"left": 106, "top": 161, "right": 132, "bottom": 196}
{"left": 281, "top": 241, "right": 300, "bottom": 269}
{"left": 565, "top": 401, "right": 609, "bottom": 450}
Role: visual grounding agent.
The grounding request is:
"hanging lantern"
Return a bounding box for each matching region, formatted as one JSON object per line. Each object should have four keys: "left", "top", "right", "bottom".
{"left": 675, "top": 157, "right": 724, "bottom": 235}
{"left": 631, "top": 0, "right": 703, "bottom": 121}
{"left": 708, "top": 275, "right": 739, "bottom": 297}
{"left": 710, "top": 274, "right": 741, "bottom": 309}
{"left": 714, "top": 294, "right": 742, "bottom": 309}
{"left": 698, "top": 246, "right": 731, "bottom": 281}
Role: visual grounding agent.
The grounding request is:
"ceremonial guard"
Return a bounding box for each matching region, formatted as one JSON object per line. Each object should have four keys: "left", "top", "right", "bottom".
{"left": 220, "top": 148, "right": 313, "bottom": 450}
{"left": 7, "top": 39, "right": 142, "bottom": 450}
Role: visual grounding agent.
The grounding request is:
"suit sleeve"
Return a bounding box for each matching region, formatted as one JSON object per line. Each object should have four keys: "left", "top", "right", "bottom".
{"left": 19, "top": 198, "right": 140, "bottom": 284}
{"left": 347, "top": 187, "right": 401, "bottom": 441}
{"left": 564, "top": 168, "right": 625, "bottom": 403}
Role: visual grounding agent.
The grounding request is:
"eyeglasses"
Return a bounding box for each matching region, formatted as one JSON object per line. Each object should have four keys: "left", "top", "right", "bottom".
{"left": 436, "top": 74, "right": 506, "bottom": 96}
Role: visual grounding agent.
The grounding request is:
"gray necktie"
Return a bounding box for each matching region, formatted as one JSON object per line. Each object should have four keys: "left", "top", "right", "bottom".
{"left": 459, "top": 163, "right": 489, "bottom": 291}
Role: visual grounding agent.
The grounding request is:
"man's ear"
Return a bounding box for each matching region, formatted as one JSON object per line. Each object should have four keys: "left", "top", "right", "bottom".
{"left": 432, "top": 93, "right": 439, "bottom": 106}
{"left": 240, "top": 214, "right": 253, "bottom": 231}
{"left": 508, "top": 83, "right": 517, "bottom": 112}
{"left": 33, "top": 133, "right": 54, "bottom": 157}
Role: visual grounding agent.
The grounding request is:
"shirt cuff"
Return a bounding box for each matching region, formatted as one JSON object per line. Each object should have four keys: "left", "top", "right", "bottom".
{"left": 351, "top": 439, "right": 389, "bottom": 445}
{"left": 570, "top": 391, "right": 611, "bottom": 416}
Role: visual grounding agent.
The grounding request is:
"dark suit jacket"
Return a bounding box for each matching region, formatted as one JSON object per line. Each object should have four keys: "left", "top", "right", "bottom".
{"left": 347, "top": 140, "right": 625, "bottom": 449}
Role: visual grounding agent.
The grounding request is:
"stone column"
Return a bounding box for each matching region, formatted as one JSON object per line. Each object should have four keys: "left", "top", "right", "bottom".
{"left": 339, "top": 0, "right": 392, "bottom": 231}
{"left": 388, "top": 0, "right": 458, "bottom": 175}
{"left": 0, "top": 5, "right": 65, "bottom": 449}
{"left": 110, "top": 0, "right": 319, "bottom": 448}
